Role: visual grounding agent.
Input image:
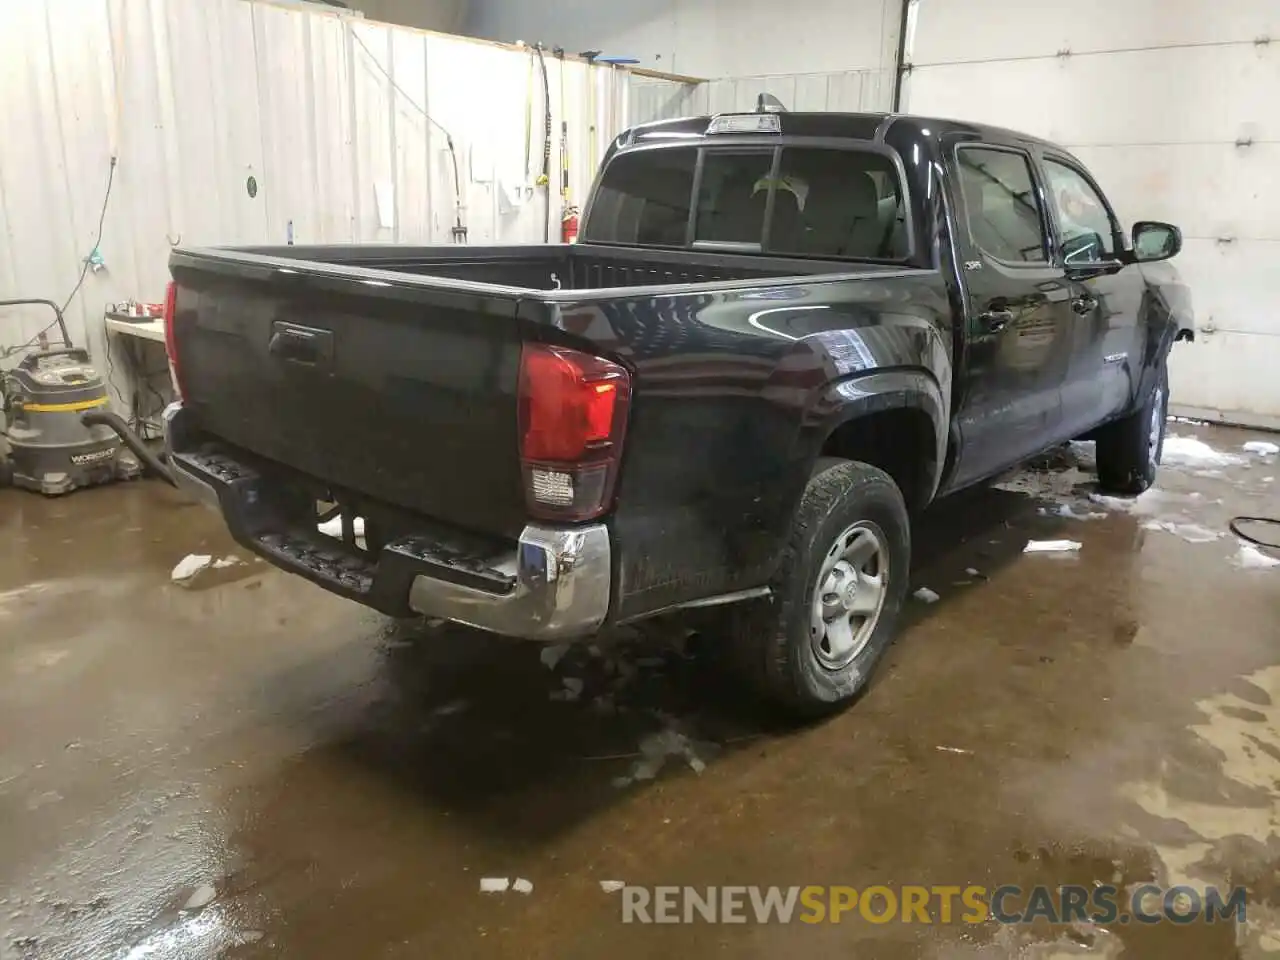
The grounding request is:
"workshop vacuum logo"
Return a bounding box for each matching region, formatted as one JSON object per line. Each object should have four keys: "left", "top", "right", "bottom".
{"left": 612, "top": 884, "right": 1247, "bottom": 926}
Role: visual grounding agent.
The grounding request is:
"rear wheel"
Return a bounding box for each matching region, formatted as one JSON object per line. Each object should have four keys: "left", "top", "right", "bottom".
{"left": 729, "top": 460, "right": 910, "bottom": 718}
{"left": 1096, "top": 363, "right": 1167, "bottom": 494}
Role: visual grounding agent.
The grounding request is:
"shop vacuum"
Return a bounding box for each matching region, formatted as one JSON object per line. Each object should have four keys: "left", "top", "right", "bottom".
{"left": 1, "top": 299, "right": 171, "bottom": 495}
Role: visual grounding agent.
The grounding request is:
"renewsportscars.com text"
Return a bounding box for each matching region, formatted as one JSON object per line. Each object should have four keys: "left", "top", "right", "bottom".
{"left": 617, "top": 884, "right": 1246, "bottom": 926}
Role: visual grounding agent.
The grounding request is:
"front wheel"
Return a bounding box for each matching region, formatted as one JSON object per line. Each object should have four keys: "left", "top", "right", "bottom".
{"left": 1095, "top": 363, "right": 1168, "bottom": 495}
{"left": 729, "top": 460, "right": 910, "bottom": 718}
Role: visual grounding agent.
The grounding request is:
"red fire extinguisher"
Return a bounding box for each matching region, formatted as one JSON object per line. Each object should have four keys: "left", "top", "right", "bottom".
{"left": 561, "top": 205, "right": 580, "bottom": 244}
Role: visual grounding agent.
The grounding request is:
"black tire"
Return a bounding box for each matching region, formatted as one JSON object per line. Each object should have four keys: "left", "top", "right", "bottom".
{"left": 729, "top": 460, "right": 910, "bottom": 718}
{"left": 1095, "top": 362, "right": 1168, "bottom": 495}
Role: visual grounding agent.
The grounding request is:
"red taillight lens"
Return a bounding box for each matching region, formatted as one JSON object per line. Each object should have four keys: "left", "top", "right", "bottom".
{"left": 162, "top": 280, "right": 184, "bottom": 400}
{"left": 518, "top": 343, "right": 631, "bottom": 522}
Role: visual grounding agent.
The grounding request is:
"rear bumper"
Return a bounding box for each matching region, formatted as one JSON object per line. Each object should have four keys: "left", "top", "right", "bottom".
{"left": 163, "top": 402, "right": 611, "bottom": 640}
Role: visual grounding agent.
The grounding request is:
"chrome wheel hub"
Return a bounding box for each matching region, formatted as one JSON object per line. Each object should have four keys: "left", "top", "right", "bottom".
{"left": 810, "top": 521, "right": 889, "bottom": 669}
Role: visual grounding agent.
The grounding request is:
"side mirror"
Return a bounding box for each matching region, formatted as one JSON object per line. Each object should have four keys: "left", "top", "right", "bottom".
{"left": 1132, "top": 221, "right": 1182, "bottom": 262}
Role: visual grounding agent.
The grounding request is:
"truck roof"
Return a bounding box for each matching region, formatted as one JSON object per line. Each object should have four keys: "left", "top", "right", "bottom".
{"left": 624, "top": 111, "right": 1056, "bottom": 152}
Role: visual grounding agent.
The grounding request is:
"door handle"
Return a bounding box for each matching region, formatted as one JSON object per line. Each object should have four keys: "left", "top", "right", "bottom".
{"left": 1071, "top": 296, "right": 1098, "bottom": 315}
{"left": 979, "top": 308, "right": 1015, "bottom": 332}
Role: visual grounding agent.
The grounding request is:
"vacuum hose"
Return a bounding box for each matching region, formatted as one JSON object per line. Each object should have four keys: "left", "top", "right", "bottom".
{"left": 1230, "top": 516, "right": 1280, "bottom": 550}
{"left": 80, "top": 410, "right": 176, "bottom": 486}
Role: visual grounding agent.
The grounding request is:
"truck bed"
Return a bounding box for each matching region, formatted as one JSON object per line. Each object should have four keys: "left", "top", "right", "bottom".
{"left": 166, "top": 239, "right": 914, "bottom": 595}
{"left": 225, "top": 242, "right": 856, "bottom": 292}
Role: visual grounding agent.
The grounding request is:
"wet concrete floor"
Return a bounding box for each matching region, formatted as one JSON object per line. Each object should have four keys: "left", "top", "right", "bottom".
{"left": 3, "top": 424, "right": 1280, "bottom": 959}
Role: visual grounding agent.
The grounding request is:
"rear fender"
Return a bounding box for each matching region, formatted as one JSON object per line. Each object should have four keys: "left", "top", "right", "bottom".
{"left": 801, "top": 369, "right": 948, "bottom": 504}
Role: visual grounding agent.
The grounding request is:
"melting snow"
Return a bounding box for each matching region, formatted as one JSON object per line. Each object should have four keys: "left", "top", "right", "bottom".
{"left": 183, "top": 884, "right": 217, "bottom": 911}
{"left": 1089, "top": 488, "right": 1179, "bottom": 516}
{"left": 1243, "top": 441, "right": 1279, "bottom": 456}
{"left": 511, "top": 878, "right": 534, "bottom": 895}
{"left": 549, "top": 677, "right": 585, "bottom": 702}
{"left": 612, "top": 725, "right": 714, "bottom": 787}
{"left": 599, "top": 881, "right": 627, "bottom": 893}
{"left": 1142, "top": 520, "right": 1222, "bottom": 544}
{"left": 539, "top": 643, "right": 571, "bottom": 670}
{"left": 1162, "top": 435, "right": 1244, "bottom": 467}
{"left": 171, "top": 554, "right": 213, "bottom": 582}
{"left": 1236, "top": 544, "right": 1280, "bottom": 570}
{"left": 1040, "top": 502, "right": 1107, "bottom": 521}
{"left": 479, "top": 878, "right": 510, "bottom": 893}
{"left": 913, "top": 587, "right": 940, "bottom": 604}
{"left": 1024, "top": 539, "right": 1082, "bottom": 554}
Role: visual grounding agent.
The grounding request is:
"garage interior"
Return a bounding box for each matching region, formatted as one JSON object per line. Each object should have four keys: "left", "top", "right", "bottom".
{"left": 2, "top": 0, "right": 1279, "bottom": 957}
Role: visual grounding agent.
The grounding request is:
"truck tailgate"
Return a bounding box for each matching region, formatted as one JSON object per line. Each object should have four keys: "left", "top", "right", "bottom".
{"left": 170, "top": 251, "right": 528, "bottom": 539}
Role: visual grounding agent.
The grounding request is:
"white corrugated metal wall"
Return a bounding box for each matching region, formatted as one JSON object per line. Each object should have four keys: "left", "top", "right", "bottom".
{"left": 465, "top": 0, "right": 903, "bottom": 82}
{"left": 628, "top": 69, "right": 894, "bottom": 126}
{"left": 0, "top": 0, "right": 635, "bottom": 394}
{"left": 903, "top": 0, "right": 1280, "bottom": 427}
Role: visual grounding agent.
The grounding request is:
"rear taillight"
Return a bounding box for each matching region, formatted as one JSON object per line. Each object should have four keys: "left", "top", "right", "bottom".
{"left": 162, "top": 280, "right": 184, "bottom": 400}
{"left": 518, "top": 343, "right": 631, "bottom": 522}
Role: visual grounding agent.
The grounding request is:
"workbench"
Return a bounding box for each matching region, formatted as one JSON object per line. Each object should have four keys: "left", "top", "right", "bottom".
{"left": 103, "top": 314, "right": 170, "bottom": 439}
{"left": 103, "top": 316, "right": 165, "bottom": 343}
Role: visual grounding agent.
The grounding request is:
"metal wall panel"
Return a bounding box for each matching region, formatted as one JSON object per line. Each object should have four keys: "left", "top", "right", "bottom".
{"left": 466, "top": 0, "right": 903, "bottom": 81}
{"left": 911, "top": 0, "right": 1278, "bottom": 64}
{"left": 0, "top": 0, "right": 633, "bottom": 399}
{"left": 627, "top": 69, "right": 893, "bottom": 126}
{"left": 905, "top": 0, "right": 1280, "bottom": 424}
{"left": 627, "top": 77, "right": 707, "bottom": 127}
{"left": 703, "top": 70, "right": 892, "bottom": 114}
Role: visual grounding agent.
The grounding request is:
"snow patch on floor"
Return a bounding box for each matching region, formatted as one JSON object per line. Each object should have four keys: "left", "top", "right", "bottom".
{"left": 1162, "top": 435, "right": 1244, "bottom": 467}
{"left": 1243, "top": 440, "right": 1279, "bottom": 456}
{"left": 171, "top": 554, "right": 213, "bottom": 582}
{"left": 539, "top": 643, "right": 571, "bottom": 671}
{"left": 1039, "top": 502, "right": 1107, "bottom": 521}
{"left": 183, "top": 884, "right": 218, "bottom": 911}
{"left": 1024, "top": 539, "right": 1082, "bottom": 554}
{"left": 1236, "top": 543, "right": 1280, "bottom": 569}
{"left": 1088, "top": 488, "right": 1181, "bottom": 516}
{"left": 913, "top": 587, "right": 940, "bottom": 604}
{"left": 1141, "top": 520, "right": 1222, "bottom": 544}
{"left": 0, "top": 582, "right": 51, "bottom": 618}
{"left": 612, "top": 723, "right": 716, "bottom": 787}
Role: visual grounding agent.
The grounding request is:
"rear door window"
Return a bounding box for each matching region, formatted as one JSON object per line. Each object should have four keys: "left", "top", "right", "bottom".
{"left": 955, "top": 147, "right": 1048, "bottom": 264}
{"left": 582, "top": 147, "right": 696, "bottom": 246}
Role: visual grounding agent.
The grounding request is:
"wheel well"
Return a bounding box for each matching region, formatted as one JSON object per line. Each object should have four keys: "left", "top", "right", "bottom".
{"left": 820, "top": 408, "right": 937, "bottom": 512}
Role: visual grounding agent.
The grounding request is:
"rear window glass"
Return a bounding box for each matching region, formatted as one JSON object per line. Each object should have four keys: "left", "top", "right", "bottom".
{"left": 694, "top": 151, "right": 773, "bottom": 245}
{"left": 581, "top": 148, "right": 695, "bottom": 246}
{"left": 765, "top": 148, "right": 906, "bottom": 259}
{"left": 585, "top": 144, "right": 908, "bottom": 261}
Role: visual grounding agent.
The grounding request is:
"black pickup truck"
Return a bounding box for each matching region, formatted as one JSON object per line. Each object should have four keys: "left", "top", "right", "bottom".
{"left": 162, "top": 110, "right": 1193, "bottom": 715}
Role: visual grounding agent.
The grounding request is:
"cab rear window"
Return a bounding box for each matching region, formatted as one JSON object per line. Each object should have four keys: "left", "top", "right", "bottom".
{"left": 584, "top": 144, "right": 909, "bottom": 262}
{"left": 583, "top": 148, "right": 697, "bottom": 248}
